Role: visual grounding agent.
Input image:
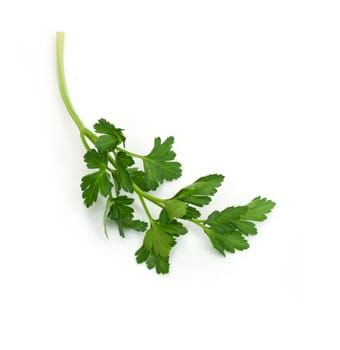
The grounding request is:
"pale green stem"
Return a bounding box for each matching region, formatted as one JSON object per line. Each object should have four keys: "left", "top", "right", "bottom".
{"left": 80, "top": 132, "right": 90, "bottom": 151}
{"left": 56, "top": 32, "right": 86, "bottom": 132}
{"left": 103, "top": 198, "right": 112, "bottom": 239}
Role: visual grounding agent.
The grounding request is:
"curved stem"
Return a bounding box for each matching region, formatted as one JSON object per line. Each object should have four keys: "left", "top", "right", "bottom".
{"left": 56, "top": 32, "right": 85, "bottom": 132}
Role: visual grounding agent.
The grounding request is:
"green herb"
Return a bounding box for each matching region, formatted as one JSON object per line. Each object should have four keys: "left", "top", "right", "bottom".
{"left": 56, "top": 32, "right": 276, "bottom": 274}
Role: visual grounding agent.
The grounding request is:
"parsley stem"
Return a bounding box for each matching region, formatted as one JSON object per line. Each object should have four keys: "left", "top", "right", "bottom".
{"left": 118, "top": 148, "right": 144, "bottom": 160}
{"left": 108, "top": 157, "right": 116, "bottom": 168}
{"left": 56, "top": 32, "right": 86, "bottom": 133}
{"left": 191, "top": 219, "right": 205, "bottom": 224}
{"left": 80, "top": 132, "right": 90, "bottom": 150}
{"left": 83, "top": 128, "right": 98, "bottom": 144}
{"left": 136, "top": 192, "right": 154, "bottom": 222}
{"left": 132, "top": 183, "right": 164, "bottom": 208}
{"left": 190, "top": 219, "right": 207, "bottom": 230}
{"left": 103, "top": 198, "right": 112, "bottom": 239}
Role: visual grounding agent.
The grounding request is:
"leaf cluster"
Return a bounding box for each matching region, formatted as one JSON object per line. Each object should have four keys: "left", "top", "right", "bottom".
{"left": 78, "top": 118, "right": 276, "bottom": 274}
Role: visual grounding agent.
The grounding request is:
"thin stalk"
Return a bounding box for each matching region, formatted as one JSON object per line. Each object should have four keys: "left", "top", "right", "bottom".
{"left": 132, "top": 183, "right": 164, "bottom": 208}
{"left": 83, "top": 128, "right": 98, "bottom": 144}
{"left": 117, "top": 147, "right": 144, "bottom": 160}
{"left": 103, "top": 197, "right": 112, "bottom": 239}
{"left": 56, "top": 32, "right": 85, "bottom": 132}
{"left": 80, "top": 132, "right": 90, "bottom": 150}
{"left": 136, "top": 192, "right": 154, "bottom": 222}
{"left": 190, "top": 219, "right": 207, "bottom": 231}
{"left": 191, "top": 218, "right": 205, "bottom": 224}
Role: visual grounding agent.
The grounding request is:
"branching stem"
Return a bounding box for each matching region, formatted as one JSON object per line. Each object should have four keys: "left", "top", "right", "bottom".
{"left": 132, "top": 184, "right": 164, "bottom": 208}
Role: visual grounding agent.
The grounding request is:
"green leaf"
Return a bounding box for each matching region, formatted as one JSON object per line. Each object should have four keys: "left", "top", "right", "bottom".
{"left": 143, "top": 137, "right": 182, "bottom": 190}
{"left": 232, "top": 220, "right": 257, "bottom": 235}
{"left": 160, "top": 222, "right": 188, "bottom": 236}
{"left": 206, "top": 229, "right": 249, "bottom": 256}
{"left": 204, "top": 206, "right": 251, "bottom": 255}
{"left": 135, "top": 246, "right": 170, "bottom": 274}
{"left": 143, "top": 223, "right": 176, "bottom": 257}
{"left": 115, "top": 152, "right": 134, "bottom": 193}
{"left": 209, "top": 205, "right": 248, "bottom": 221}
{"left": 107, "top": 196, "right": 147, "bottom": 237}
{"left": 93, "top": 118, "right": 126, "bottom": 153}
{"left": 182, "top": 206, "right": 201, "bottom": 220}
{"left": 83, "top": 149, "right": 108, "bottom": 169}
{"left": 93, "top": 118, "right": 125, "bottom": 144}
{"left": 81, "top": 171, "right": 112, "bottom": 207}
{"left": 95, "top": 135, "right": 119, "bottom": 153}
{"left": 205, "top": 206, "right": 248, "bottom": 232}
{"left": 135, "top": 220, "right": 187, "bottom": 274}
{"left": 116, "top": 152, "right": 134, "bottom": 167}
{"left": 173, "top": 174, "right": 224, "bottom": 207}
{"left": 128, "top": 168, "right": 150, "bottom": 192}
{"left": 163, "top": 199, "right": 188, "bottom": 220}
{"left": 135, "top": 223, "right": 175, "bottom": 273}
{"left": 81, "top": 150, "right": 112, "bottom": 207}
{"left": 159, "top": 215, "right": 188, "bottom": 237}
{"left": 128, "top": 220, "right": 148, "bottom": 232}
{"left": 203, "top": 198, "right": 275, "bottom": 255}
{"left": 241, "top": 197, "right": 276, "bottom": 221}
{"left": 158, "top": 209, "right": 188, "bottom": 235}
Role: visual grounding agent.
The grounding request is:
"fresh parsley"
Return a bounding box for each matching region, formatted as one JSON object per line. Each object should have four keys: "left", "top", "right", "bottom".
{"left": 56, "top": 32, "right": 276, "bottom": 274}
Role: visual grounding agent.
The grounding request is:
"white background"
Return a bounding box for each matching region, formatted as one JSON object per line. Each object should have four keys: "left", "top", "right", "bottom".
{"left": 0, "top": 1, "right": 339, "bottom": 349}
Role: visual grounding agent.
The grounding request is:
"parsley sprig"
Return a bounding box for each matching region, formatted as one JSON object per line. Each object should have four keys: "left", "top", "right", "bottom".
{"left": 56, "top": 32, "right": 275, "bottom": 274}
